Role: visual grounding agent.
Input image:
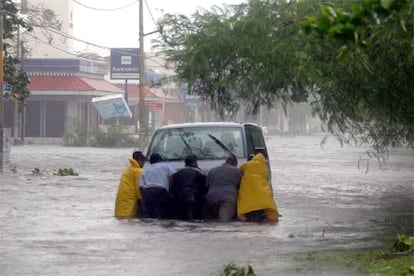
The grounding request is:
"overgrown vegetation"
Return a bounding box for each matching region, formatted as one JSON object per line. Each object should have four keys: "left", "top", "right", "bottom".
{"left": 223, "top": 234, "right": 414, "bottom": 276}
{"left": 300, "top": 234, "right": 414, "bottom": 275}
{"left": 88, "top": 125, "right": 137, "bottom": 147}
{"left": 217, "top": 263, "right": 256, "bottom": 276}
{"left": 62, "top": 118, "right": 87, "bottom": 146}
{"left": 390, "top": 234, "right": 414, "bottom": 254}
{"left": 343, "top": 250, "right": 414, "bottom": 275}
{"left": 63, "top": 118, "right": 138, "bottom": 147}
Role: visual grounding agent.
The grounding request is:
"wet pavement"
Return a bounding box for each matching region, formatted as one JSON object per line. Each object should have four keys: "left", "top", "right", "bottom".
{"left": 1, "top": 135, "right": 413, "bottom": 275}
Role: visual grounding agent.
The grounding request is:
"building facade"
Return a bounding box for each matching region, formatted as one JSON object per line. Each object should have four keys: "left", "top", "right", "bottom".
{"left": 23, "top": 0, "right": 74, "bottom": 58}
{"left": 4, "top": 59, "right": 124, "bottom": 141}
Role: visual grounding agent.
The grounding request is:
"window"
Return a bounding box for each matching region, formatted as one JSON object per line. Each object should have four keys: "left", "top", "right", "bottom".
{"left": 147, "top": 126, "right": 244, "bottom": 161}
{"left": 245, "top": 125, "right": 267, "bottom": 159}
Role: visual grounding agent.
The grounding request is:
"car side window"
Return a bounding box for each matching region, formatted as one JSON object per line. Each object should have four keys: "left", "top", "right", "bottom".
{"left": 245, "top": 125, "right": 267, "bottom": 159}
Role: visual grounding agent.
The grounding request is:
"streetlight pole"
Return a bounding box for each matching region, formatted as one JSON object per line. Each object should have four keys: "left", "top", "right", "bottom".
{"left": 138, "top": 0, "right": 146, "bottom": 150}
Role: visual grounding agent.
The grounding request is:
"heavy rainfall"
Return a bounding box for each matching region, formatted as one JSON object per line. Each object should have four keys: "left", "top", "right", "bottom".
{"left": 1, "top": 0, "right": 413, "bottom": 276}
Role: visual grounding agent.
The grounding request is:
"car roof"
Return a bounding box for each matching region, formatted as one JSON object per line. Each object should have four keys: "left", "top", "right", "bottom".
{"left": 154, "top": 121, "right": 260, "bottom": 130}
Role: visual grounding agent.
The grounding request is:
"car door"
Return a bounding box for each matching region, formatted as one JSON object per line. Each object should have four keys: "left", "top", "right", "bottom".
{"left": 244, "top": 124, "right": 272, "bottom": 182}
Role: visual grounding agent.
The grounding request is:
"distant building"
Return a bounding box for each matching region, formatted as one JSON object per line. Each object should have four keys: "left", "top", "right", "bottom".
{"left": 4, "top": 58, "right": 123, "bottom": 141}
{"left": 4, "top": 0, "right": 183, "bottom": 144}
{"left": 4, "top": 57, "right": 183, "bottom": 142}
{"left": 23, "top": 0, "right": 74, "bottom": 58}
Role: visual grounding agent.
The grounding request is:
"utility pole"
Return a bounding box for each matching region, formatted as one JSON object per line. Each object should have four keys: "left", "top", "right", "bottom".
{"left": 138, "top": 0, "right": 146, "bottom": 150}
{"left": 0, "top": 2, "right": 4, "bottom": 172}
{"left": 13, "top": 26, "right": 20, "bottom": 143}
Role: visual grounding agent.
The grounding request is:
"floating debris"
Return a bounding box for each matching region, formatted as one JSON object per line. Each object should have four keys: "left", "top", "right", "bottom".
{"left": 53, "top": 168, "right": 79, "bottom": 176}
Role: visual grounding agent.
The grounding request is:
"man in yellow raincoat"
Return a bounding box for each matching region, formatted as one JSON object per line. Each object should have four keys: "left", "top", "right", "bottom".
{"left": 115, "top": 151, "right": 146, "bottom": 218}
{"left": 237, "top": 153, "right": 279, "bottom": 222}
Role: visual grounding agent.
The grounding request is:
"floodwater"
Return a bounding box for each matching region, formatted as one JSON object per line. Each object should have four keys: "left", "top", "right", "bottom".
{"left": 1, "top": 135, "right": 413, "bottom": 276}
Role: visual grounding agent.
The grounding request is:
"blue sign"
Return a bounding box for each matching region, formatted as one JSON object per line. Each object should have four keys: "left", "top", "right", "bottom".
{"left": 184, "top": 84, "right": 201, "bottom": 107}
{"left": 92, "top": 94, "right": 132, "bottom": 120}
{"left": 110, "top": 48, "right": 140, "bottom": 80}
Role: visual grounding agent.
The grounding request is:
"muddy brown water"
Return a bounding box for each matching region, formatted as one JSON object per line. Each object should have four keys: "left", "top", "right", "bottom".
{"left": 1, "top": 135, "right": 413, "bottom": 275}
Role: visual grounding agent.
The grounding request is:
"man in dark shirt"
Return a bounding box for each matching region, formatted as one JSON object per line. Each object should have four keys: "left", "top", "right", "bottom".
{"left": 170, "top": 155, "right": 207, "bottom": 220}
{"left": 205, "top": 155, "right": 242, "bottom": 222}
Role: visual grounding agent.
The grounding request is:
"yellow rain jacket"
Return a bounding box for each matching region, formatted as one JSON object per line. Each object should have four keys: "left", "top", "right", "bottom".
{"left": 115, "top": 158, "right": 143, "bottom": 218}
{"left": 237, "top": 153, "right": 279, "bottom": 222}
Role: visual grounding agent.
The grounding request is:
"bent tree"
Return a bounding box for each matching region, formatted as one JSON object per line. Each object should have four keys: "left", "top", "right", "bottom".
{"left": 153, "top": 0, "right": 317, "bottom": 116}
{"left": 154, "top": 0, "right": 413, "bottom": 153}
{"left": 301, "top": 0, "right": 414, "bottom": 152}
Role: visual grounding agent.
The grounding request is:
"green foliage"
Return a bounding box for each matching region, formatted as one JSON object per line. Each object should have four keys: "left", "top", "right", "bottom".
{"left": 88, "top": 125, "right": 137, "bottom": 148}
{"left": 144, "top": 123, "right": 154, "bottom": 145}
{"left": 390, "top": 234, "right": 414, "bottom": 253}
{"left": 3, "top": 0, "right": 32, "bottom": 112}
{"left": 155, "top": 0, "right": 413, "bottom": 154}
{"left": 217, "top": 263, "right": 256, "bottom": 276}
{"left": 63, "top": 118, "right": 137, "bottom": 147}
{"left": 154, "top": 0, "right": 319, "bottom": 117}
{"left": 299, "top": 246, "right": 414, "bottom": 276}
{"left": 344, "top": 251, "right": 414, "bottom": 275}
{"left": 301, "top": 0, "right": 414, "bottom": 153}
{"left": 31, "top": 167, "right": 78, "bottom": 176}
{"left": 343, "top": 234, "right": 414, "bottom": 275}
{"left": 63, "top": 118, "right": 87, "bottom": 146}
{"left": 53, "top": 168, "right": 78, "bottom": 176}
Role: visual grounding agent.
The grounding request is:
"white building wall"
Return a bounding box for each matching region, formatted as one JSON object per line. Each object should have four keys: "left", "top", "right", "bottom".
{"left": 67, "top": 101, "right": 78, "bottom": 119}
{"left": 24, "top": 0, "right": 74, "bottom": 58}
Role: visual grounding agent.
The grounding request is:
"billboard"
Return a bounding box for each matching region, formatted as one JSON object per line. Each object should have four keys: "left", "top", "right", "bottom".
{"left": 92, "top": 94, "right": 132, "bottom": 120}
{"left": 110, "top": 48, "right": 140, "bottom": 80}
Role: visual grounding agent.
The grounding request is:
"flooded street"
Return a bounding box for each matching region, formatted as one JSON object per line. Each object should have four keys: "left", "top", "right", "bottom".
{"left": 1, "top": 135, "right": 413, "bottom": 275}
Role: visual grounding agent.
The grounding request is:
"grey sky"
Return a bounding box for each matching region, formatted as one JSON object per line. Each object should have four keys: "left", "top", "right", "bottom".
{"left": 73, "top": 0, "right": 245, "bottom": 54}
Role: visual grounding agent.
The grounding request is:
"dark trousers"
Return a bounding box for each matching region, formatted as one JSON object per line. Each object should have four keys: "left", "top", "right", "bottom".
{"left": 174, "top": 197, "right": 204, "bottom": 220}
{"left": 245, "top": 210, "right": 267, "bottom": 222}
{"left": 141, "top": 187, "right": 169, "bottom": 219}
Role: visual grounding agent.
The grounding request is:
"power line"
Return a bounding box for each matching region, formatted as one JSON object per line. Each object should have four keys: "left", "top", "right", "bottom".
{"left": 45, "top": 27, "right": 111, "bottom": 50}
{"left": 14, "top": 1, "right": 160, "bottom": 56}
{"left": 3, "top": 8, "right": 105, "bottom": 51}
{"left": 26, "top": 33, "right": 99, "bottom": 61}
{"left": 26, "top": 30, "right": 168, "bottom": 67}
{"left": 72, "top": 0, "right": 137, "bottom": 12}
{"left": 144, "top": 0, "right": 157, "bottom": 27}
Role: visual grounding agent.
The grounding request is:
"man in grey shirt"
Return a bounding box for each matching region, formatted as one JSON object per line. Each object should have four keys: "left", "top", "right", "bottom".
{"left": 205, "top": 155, "right": 242, "bottom": 222}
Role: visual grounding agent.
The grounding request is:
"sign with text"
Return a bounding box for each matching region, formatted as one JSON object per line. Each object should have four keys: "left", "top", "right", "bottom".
{"left": 145, "top": 101, "right": 164, "bottom": 111}
{"left": 185, "top": 94, "right": 201, "bottom": 108}
{"left": 92, "top": 94, "right": 132, "bottom": 120}
{"left": 110, "top": 48, "right": 140, "bottom": 80}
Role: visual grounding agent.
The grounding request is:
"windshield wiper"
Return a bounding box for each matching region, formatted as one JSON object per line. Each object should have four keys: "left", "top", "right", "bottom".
{"left": 207, "top": 133, "right": 236, "bottom": 158}
{"left": 179, "top": 132, "right": 194, "bottom": 156}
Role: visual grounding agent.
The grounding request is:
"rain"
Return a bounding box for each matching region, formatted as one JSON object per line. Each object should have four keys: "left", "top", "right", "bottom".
{"left": 1, "top": 0, "right": 413, "bottom": 275}
{"left": 1, "top": 136, "right": 413, "bottom": 275}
